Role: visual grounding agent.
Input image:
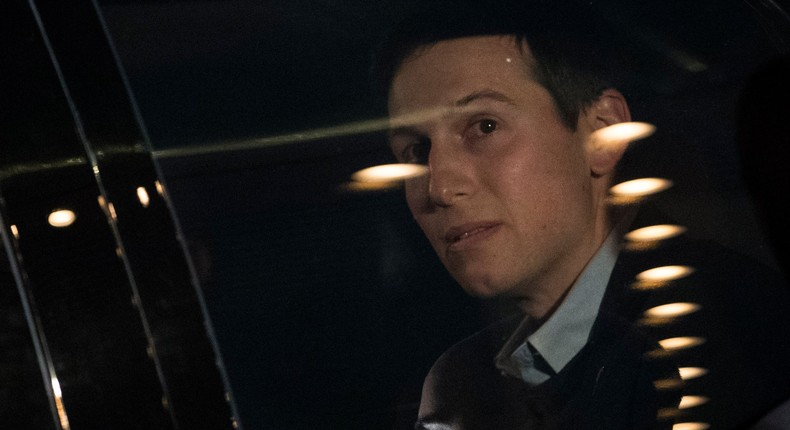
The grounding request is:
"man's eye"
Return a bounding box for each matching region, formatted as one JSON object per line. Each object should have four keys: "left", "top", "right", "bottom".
{"left": 478, "top": 119, "right": 497, "bottom": 134}
{"left": 402, "top": 138, "right": 431, "bottom": 164}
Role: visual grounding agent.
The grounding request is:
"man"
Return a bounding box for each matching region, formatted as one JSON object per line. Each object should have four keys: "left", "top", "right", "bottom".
{"left": 375, "top": 1, "right": 790, "bottom": 429}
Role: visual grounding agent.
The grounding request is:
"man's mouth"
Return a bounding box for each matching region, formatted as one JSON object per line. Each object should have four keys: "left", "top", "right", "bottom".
{"left": 445, "top": 223, "right": 500, "bottom": 245}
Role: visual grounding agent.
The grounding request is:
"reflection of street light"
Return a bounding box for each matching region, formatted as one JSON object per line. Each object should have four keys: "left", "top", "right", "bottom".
{"left": 659, "top": 336, "right": 706, "bottom": 352}
{"left": 636, "top": 265, "right": 695, "bottom": 282}
{"left": 673, "top": 423, "right": 710, "bottom": 430}
{"left": 610, "top": 178, "right": 673, "bottom": 198}
{"left": 342, "top": 181, "right": 401, "bottom": 192}
{"left": 351, "top": 163, "right": 428, "bottom": 182}
{"left": 137, "top": 187, "right": 150, "bottom": 208}
{"left": 644, "top": 303, "right": 700, "bottom": 319}
{"left": 625, "top": 224, "right": 686, "bottom": 242}
{"left": 51, "top": 376, "right": 72, "bottom": 430}
{"left": 48, "top": 209, "right": 76, "bottom": 228}
{"left": 679, "top": 396, "right": 709, "bottom": 409}
{"left": 632, "top": 265, "right": 695, "bottom": 291}
{"left": 679, "top": 367, "right": 708, "bottom": 380}
{"left": 51, "top": 376, "right": 62, "bottom": 397}
{"left": 588, "top": 121, "right": 656, "bottom": 147}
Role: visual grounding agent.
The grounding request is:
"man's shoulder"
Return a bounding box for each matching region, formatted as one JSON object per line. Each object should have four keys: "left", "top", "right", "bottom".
{"left": 604, "top": 224, "right": 789, "bottom": 318}
{"left": 604, "top": 229, "right": 790, "bottom": 427}
{"left": 613, "top": 204, "right": 785, "bottom": 287}
{"left": 418, "top": 312, "right": 537, "bottom": 428}
{"left": 429, "top": 312, "right": 523, "bottom": 375}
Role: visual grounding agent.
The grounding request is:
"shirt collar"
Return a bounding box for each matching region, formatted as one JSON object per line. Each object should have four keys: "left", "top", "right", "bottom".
{"left": 526, "top": 224, "right": 622, "bottom": 372}
{"left": 495, "top": 211, "right": 634, "bottom": 380}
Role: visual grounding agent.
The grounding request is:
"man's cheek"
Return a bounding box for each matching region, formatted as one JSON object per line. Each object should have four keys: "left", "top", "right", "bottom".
{"left": 405, "top": 178, "right": 430, "bottom": 213}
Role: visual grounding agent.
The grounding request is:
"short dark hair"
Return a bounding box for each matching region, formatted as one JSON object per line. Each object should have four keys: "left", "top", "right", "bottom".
{"left": 372, "top": 0, "right": 629, "bottom": 129}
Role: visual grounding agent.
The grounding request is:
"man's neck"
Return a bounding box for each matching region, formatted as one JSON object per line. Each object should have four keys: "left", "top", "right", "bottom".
{"left": 515, "top": 206, "right": 631, "bottom": 322}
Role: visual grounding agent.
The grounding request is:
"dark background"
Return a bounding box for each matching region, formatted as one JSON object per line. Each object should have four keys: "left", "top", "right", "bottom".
{"left": 93, "top": 1, "right": 789, "bottom": 428}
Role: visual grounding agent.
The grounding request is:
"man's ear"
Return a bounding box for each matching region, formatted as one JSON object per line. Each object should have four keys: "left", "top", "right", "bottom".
{"left": 582, "top": 88, "right": 631, "bottom": 177}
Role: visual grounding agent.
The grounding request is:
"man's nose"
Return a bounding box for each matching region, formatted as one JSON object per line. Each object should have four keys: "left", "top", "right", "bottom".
{"left": 426, "top": 141, "right": 473, "bottom": 207}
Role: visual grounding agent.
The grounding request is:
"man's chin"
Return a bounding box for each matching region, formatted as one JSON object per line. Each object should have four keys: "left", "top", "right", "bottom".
{"left": 458, "top": 279, "right": 511, "bottom": 299}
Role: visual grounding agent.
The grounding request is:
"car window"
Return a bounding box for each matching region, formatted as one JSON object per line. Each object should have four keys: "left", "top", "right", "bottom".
{"left": 4, "top": 1, "right": 789, "bottom": 429}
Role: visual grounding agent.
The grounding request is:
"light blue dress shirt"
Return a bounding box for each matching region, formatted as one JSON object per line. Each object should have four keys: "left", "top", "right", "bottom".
{"left": 495, "top": 214, "right": 631, "bottom": 385}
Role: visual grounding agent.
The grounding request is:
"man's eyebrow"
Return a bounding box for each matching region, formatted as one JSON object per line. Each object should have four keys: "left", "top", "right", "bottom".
{"left": 388, "top": 125, "right": 420, "bottom": 141}
{"left": 387, "top": 91, "right": 516, "bottom": 138}
{"left": 454, "top": 90, "right": 517, "bottom": 107}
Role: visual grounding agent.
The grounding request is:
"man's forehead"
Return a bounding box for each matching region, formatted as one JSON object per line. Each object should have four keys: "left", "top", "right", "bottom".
{"left": 400, "top": 36, "right": 528, "bottom": 74}
{"left": 387, "top": 36, "right": 535, "bottom": 117}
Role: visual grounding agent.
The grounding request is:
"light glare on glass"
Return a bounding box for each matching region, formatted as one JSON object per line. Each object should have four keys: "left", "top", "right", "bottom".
{"left": 679, "top": 396, "right": 709, "bottom": 409}
{"left": 636, "top": 265, "right": 694, "bottom": 282}
{"left": 673, "top": 423, "right": 710, "bottom": 430}
{"left": 343, "top": 180, "right": 400, "bottom": 192}
{"left": 48, "top": 209, "right": 76, "bottom": 228}
{"left": 590, "top": 121, "right": 656, "bottom": 144}
{"left": 659, "top": 336, "right": 706, "bottom": 352}
{"left": 653, "top": 377, "right": 683, "bottom": 390}
{"left": 625, "top": 225, "right": 686, "bottom": 242}
{"left": 137, "top": 186, "right": 151, "bottom": 208}
{"left": 108, "top": 203, "right": 117, "bottom": 221}
{"left": 51, "top": 376, "right": 63, "bottom": 397}
{"left": 51, "top": 377, "right": 72, "bottom": 430}
{"left": 610, "top": 178, "right": 673, "bottom": 198}
{"left": 10, "top": 224, "right": 19, "bottom": 239}
{"left": 679, "top": 367, "right": 708, "bottom": 380}
{"left": 644, "top": 302, "right": 700, "bottom": 319}
{"left": 351, "top": 163, "right": 428, "bottom": 182}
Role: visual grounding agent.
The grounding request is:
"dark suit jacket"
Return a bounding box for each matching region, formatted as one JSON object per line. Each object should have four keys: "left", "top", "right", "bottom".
{"left": 417, "top": 218, "right": 790, "bottom": 429}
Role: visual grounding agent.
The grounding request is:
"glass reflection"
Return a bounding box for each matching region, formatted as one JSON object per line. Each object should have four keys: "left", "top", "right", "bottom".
{"left": 342, "top": 180, "right": 401, "bottom": 193}
{"left": 678, "top": 367, "right": 708, "bottom": 380}
{"left": 653, "top": 377, "right": 684, "bottom": 391}
{"left": 588, "top": 121, "right": 656, "bottom": 146}
{"left": 625, "top": 224, "right": 686, "bottom": 242}
{"left": 673, "top": 422, "right": 710, "bottom": 430}
{"left": 636, "top": 265, "right": 695, "bottom": 282}
{"left": 351, "top": 163, "right": 428, "bottom": 182}
{"left": 610, "top": 178, "right": 673, "bottom": 198}
{"left": 679, "top": 395, "right": 709, "bottom": 409}
{"left": 137, "top": 186, "right": 151, "bottom": 208}
{"left": 107, "top": 202, "right": 117, "bottom": 221}
{"left": 658, "top": 337, "right": 706, "bottom": 352}
{"left": 51, "top": 376, "right": 72, "bottom": 430}
{"left": 89, "top": 0, "right": 790, "bottom": 429}
{"left": 47, "top": 209, "right": 76, "bottom": 228}
{"left": 644, "top": 303, "right": 701, "bottom": 319}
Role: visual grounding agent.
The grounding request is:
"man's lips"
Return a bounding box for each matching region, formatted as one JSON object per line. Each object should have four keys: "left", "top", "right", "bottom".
{"left": 444, "top": 222, "right": 501, "bottom": 248}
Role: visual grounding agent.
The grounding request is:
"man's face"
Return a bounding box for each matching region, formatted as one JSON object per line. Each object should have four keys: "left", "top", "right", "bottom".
{"left": 388, "top": 36, "right": 606, "bottom": 300}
